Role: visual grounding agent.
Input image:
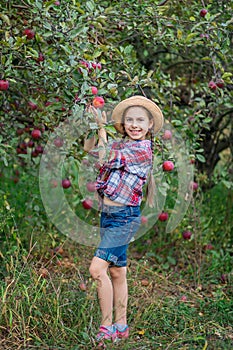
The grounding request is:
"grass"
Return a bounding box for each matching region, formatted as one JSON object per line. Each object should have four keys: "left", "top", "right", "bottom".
{"left": 0, "top": 177, "right": 232, "bottom": 349}
{"left": 0, "top": 235, "right": 232, "bottom": 350}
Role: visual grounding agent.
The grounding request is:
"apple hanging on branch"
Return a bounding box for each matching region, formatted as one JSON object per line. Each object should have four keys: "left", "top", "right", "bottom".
{"left": 93, "top": 96, "right": 105, "bottom": 109}
{"left": 162, "top": 160, "right": 174, "bottom": 172}
{"left": 0, "top": 80, "right": 9, "bottom": 91}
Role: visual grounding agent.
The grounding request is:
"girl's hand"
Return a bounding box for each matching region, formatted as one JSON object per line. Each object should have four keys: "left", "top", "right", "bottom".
{"left": 87, "top": 106, "right": 107, "bottom": 128}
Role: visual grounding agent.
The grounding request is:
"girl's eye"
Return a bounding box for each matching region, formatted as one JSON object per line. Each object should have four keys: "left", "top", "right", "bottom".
{"left": 125, "top": 117, "right": 145, "bottom": 123}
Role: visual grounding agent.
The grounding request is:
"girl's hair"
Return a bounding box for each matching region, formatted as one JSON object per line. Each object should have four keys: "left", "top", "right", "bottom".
{"left": 121, "top": 106, "right": 156, "bottom": 208}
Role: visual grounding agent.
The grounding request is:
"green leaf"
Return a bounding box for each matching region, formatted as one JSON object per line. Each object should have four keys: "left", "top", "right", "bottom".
{"left": 222, "top": 180, "right": 233, "bottom": 189}
{"left": 189, "top": 16, "right": 196, "bottom": 21}
{"left": 203, "top": 117, "right": 213, "bottom": 123}
{"left": 86, "top": 0, "right": 95, "bottom": 12}
{"left": 196, "top": 154, "right": 206, "bottom": 163}
{"left": 0, "top": 14, "right": 11, "bottom": 25}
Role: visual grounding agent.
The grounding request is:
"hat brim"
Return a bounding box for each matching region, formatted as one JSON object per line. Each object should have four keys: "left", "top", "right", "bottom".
{"left": 111, "top": 95, "right": 164, "bottom": 134}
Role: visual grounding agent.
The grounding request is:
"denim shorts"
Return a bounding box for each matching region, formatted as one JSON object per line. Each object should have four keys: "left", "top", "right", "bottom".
{"left": 94, "top": 204, "right": 141, "bottom": 267}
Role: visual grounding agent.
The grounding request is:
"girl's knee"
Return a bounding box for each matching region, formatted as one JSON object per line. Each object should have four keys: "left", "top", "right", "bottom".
{"left": 109, "top": 266, "right": 127, "bottom": 279}
{"left": 89, "top": 264, "right": 100, "bottom": 279}
{"left": 89, "top": 259, "right": 108, "bottom": 279}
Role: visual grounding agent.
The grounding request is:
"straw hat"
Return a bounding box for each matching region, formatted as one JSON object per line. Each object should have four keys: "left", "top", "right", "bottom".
{"left": 111, "top": 95, "right": 164, "bottom": 134}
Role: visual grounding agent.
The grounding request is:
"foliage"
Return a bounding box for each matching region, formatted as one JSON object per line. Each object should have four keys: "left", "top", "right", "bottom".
{"left": 0, "top": 0, "right": 232, "bottom": 180}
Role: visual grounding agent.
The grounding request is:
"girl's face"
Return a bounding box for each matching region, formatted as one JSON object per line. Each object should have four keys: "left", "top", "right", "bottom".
{"left": 123, "top": 106, "right": 153, "bottom": 141}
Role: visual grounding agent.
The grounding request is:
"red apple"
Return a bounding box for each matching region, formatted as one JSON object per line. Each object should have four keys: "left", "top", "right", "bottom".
{"left": 162, "top": 130, "right": 172, "bottom": 140}
{"left": 93, "top": 96, "right": 105, "bottom": 109}
{"left": 24, "top": 125, "right": 31, "bottom": 133}
{"left": 190, "top": 181, "right": 198, "bottom": 191}
{"left": 31, "top": 129, "right": 41, "bottom": 140}
{"left": 23, "top": 28, "right": 35, "bottom": 39}
{"left": 37, "top": 52, "right": 45, "bottom": 62}
{"left": 141, "top": 216, "right": 148, "bottom": 224}
{"left": 79, "top": 60, "right": 90, "bottom": 72}
{"left": 91, "top": 86, "right": 98, "bottom": 95}
{"left": 50, "top": 179, "right": 58, "bottom": 188}
{"left": 28, "top": 101, "right": 38, "bottom": 110}
{"left": 200, "top": 9, "right": 208, "bottom": 17}
{"left": 208, "top": 80, "right": 217, "bottom": 90}
{"left": 35, "top": 145, "right": 44, "bottom": 154}
{"left": 16, "top": 128, "right": 24, "bottom": 136}
{"left": 158, "top": 212, "right": 169, "bottom": 221}
{"left": 182, "top": 230, "right": 192, "bottom": 240}
{"left": 0, "top": 80, "right": 9, "bottom": 91}
{"left": 62, "top": 179, "right": 71, "bottom": 189}
{"left": 86, "top": 181, "right": 96, "bottom": 192}
{"left": 91, "top": 62, "right": 97, "bottom": 69}
{"left": 190, "top": 158, "right": 195, "bottom": 164}
{"left": 13, "top": 177, "right": 19, "bottom": 184}
{"left": 19, "top": 141, "right": 27, "bottom": 149}
{"left": 16, "top": 147, "right": 22, "bottom": 154}
{"left": 31, "top": 149, "right": 39, "bottom": 157}
{"left": 45, "top": 101, "right": 53, "bottom": 107}
{"left": 92, "top": 62, "right": 101, "bottom": 70}
{"left": 27, "top": 140, "right": 34, "bottom": 148}
{"left": 54, "top": 137, "right": 64, "bottom": 147}
{"left": 162, "top": 160, "right": 174, "bottom": 172}
{"left": 216, "top": 79, "right": 224, "bottom": 89}
{"left": 82, "top": 198, "right": 93, "bottom": 209}
{"left": 204, "top": 243, "right": 214, "bottom": 251}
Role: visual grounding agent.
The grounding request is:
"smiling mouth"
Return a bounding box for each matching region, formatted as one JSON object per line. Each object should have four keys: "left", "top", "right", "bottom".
{"left": 129, "top": 129, "right": 141, "bottom": 133}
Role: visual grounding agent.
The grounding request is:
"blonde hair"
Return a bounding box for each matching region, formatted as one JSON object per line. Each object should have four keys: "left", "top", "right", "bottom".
{"left": 146, "top": 128, "right": 155, "bottom": 208}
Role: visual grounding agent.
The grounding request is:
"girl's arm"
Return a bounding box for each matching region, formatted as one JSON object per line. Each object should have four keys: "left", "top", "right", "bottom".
{"left": 83, "top": 106, "right": 107, "bottom": 163}
{"left": 83, "top": 134, "right": 96, "bottom": 152}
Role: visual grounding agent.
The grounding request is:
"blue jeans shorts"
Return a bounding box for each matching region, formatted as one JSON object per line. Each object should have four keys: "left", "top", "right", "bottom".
{"left": 94, "top": 204, "right": 141, "bottom": 267}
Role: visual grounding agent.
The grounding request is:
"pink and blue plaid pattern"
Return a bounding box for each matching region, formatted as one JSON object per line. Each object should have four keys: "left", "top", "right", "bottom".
{"left": 96, "top": 140, "right": 152, "bottom": 206}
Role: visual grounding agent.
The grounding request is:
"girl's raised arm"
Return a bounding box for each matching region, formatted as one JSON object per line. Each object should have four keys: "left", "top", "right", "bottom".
{"left": 83, "top": 106, "right": 108, "bottom": 163}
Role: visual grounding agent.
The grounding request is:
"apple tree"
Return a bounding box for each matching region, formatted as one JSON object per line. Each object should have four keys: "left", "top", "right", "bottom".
{"left": 0, "top": 0, "right": 232, "bottom": 243}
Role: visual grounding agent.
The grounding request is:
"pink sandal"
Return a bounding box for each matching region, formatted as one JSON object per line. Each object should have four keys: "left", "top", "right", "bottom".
{"left": 96, "top": 326, "right": 117, "bottom": 347}
{"left": 115, "top": 325, "right": 129, "bottom": 339}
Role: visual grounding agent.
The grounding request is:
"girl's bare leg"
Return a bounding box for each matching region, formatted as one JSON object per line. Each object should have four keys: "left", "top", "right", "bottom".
{"left": 109, "top": 266, "right": 128, "bottom": 325}
{"left": 89, "top": 256, "right": 113, "bottom": 326}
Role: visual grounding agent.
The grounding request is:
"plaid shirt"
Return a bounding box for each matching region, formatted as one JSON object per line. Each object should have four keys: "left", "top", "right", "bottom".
{"left": 96, "top": 139, "right": 152, "bottom": 206}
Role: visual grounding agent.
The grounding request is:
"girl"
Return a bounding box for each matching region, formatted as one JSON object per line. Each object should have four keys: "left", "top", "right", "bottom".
{"left": 84, "top": 95, "right": 163, "bottom": 347}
